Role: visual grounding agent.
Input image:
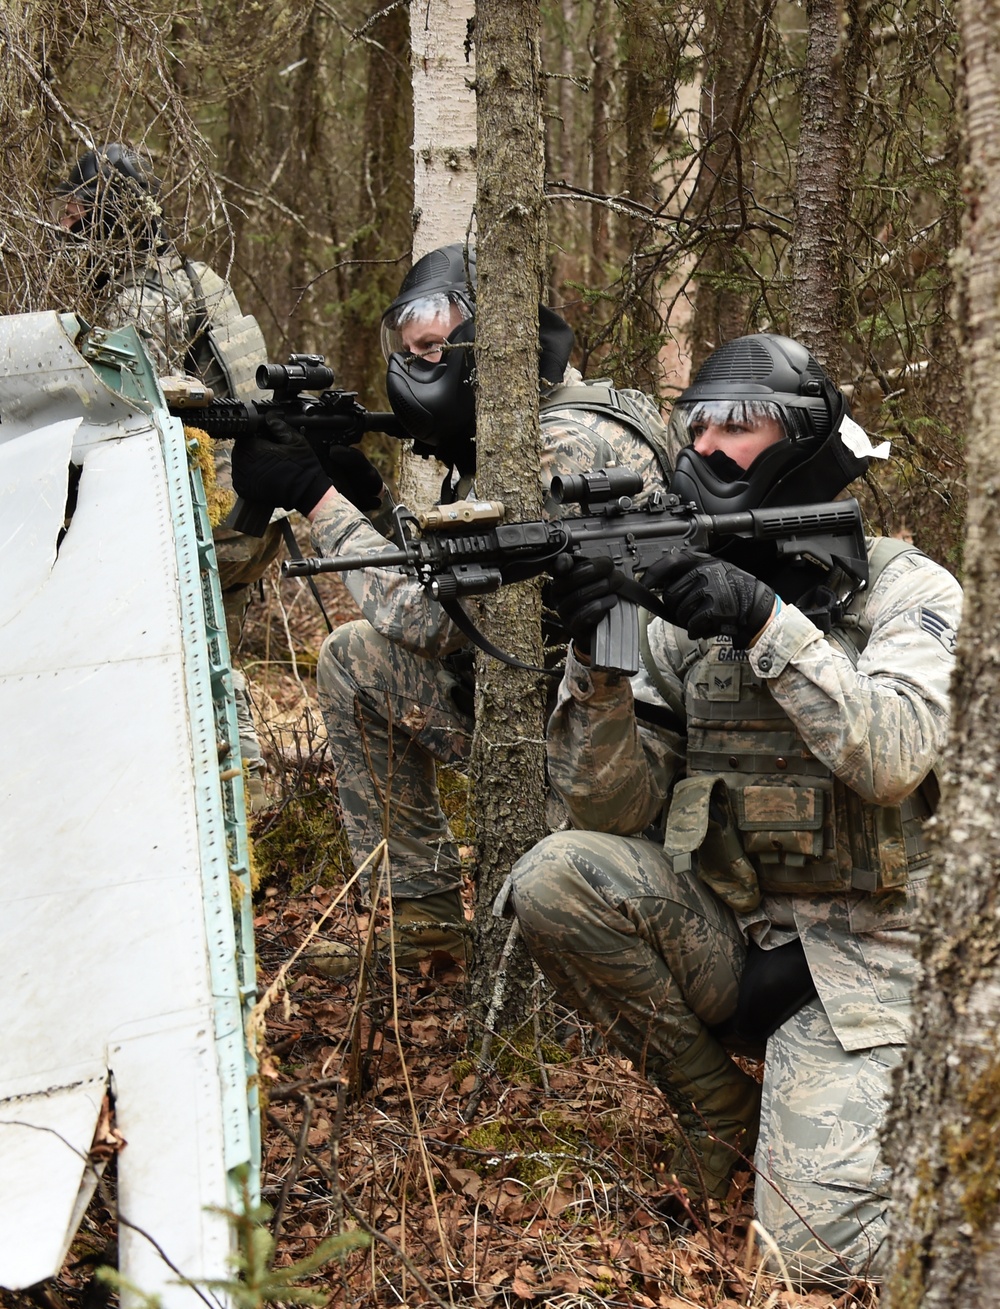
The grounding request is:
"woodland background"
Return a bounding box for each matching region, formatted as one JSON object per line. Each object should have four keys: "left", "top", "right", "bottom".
{"left": 0, "top": 1, "right": 981, "bottom": 1307}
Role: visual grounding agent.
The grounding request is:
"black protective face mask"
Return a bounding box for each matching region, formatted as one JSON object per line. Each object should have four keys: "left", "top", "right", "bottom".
{"left": 701, "top": 448, "right": 747, "bottom": 483}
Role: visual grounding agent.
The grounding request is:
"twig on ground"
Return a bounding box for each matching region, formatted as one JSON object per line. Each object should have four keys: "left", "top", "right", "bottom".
{"left": 271, "top": 1093, "right": 313, "bottom": 1240}
{"left": 462, "top": 917, "right": 522, "bottom": 1122}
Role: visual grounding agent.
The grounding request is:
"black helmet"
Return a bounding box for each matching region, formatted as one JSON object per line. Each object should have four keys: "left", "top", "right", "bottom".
{"left": 57, "top": 143, "right": 162, "bottom": 248}
{"left": 669, "top": 333, "right": 869, "bottom": 513}
{"left": 380, "top": 242, "right": 476, "bottom": 358}
{"left": 382, "top": 243, "right": 574, "bottom": 469}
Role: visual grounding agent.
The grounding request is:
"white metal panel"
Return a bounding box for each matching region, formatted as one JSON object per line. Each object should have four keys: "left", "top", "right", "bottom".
{"left": 0, "top": 350, "right": 238, "bottom": 1299}
{"left": 0, "top": 312, "right": 155, "bottom": 456}
{"left": 0, "top": 418, "right": 80, "bottom": 630}
{"left": 0, "top": 1074, "right": 107, "bottom": 1288}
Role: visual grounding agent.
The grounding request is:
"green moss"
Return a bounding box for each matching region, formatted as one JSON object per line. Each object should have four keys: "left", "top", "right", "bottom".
{"left": 252, "top": 789, "right": 353, "bottom": 893}
{"left": 438, "top": 765, "right": 473, "bottom": 844}
{"left": 451, "top": 1058, "right": 475, "bottom": 1089}
{"left": 946, "top": 1057, "right": 1000, "bottom": 1230}
{"left": 185, "top": 428, "right": 235, "bottom": 527}
{"left": 463, "top": 1113, "right": 586, "bottom": 1188}
{"left": 886, "top": 1242, "right": 927, "bottom": 1309}
{"left": 494, "top": 1028, "right": 571, "bottom": 1086}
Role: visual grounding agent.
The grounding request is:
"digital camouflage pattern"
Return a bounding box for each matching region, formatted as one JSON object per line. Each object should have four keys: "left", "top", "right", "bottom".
{"left": 318, "top": 621, "right": 471, "bottom": 899}
{"left": 512, "top": 541, "right": 961, "bottom": 1283}
{"left": 311, "top": 383, "right": 681, "bottom": 899}
{"left": 105, "top": 249, "right": 266, "bottom": 402}
{"left": 756, "top": 999, "right": 903, "bottom": 1285}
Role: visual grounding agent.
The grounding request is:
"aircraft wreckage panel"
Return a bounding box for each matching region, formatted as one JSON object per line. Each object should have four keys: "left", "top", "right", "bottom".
{"left": 0, "top": 314, "right": 257, "bottom": 1303}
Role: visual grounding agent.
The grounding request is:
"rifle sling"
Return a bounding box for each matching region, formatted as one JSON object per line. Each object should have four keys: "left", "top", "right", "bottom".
{"left": 438, "top": 595, "right": 555, "bottom": 676}
{"left": 279, "top": 518, "right": 334, "bottom": 633}
{"left": 438, "top": 590, "right": 686, "bottom": 736}
{"left": 436, "top": 575, "right": 675, "bottom": 678}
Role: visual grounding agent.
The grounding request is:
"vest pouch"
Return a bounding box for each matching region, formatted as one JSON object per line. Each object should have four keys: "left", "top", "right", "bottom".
{"left": 735, "top": 785, "right": 827, "bottom": 860}
{"left": 664, "top": 775, "right": 761, "bottom": 913}
{"left": 734, "top": 782, "right": 855, "bottom": 894}
{"left": 850, "top": 802, "right": 910, "bottom": 892}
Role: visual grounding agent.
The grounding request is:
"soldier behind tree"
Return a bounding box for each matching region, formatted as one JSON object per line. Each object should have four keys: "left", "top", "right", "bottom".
{"left": 231, "top": 241, "right": 683, "bottom": 973}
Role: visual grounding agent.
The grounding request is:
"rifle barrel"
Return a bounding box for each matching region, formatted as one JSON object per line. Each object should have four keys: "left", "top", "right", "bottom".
{"left": 282, "top": 547, "right": 413, "bottom": 577}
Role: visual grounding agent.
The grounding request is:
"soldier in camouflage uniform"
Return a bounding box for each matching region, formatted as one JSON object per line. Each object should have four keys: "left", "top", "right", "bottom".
{"left": 233, "top": 243, "right": 681, "bottom": 970}
{"left": 509, "top": 334, "right": 961, "bottom": 1287}
{"left": 58, "top": 145, "right": 281, "bottom": 808}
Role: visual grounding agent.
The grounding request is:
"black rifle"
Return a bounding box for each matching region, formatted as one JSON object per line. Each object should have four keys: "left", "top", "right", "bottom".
{"left": 167, "top": 353, "right": 405, "bottom": 535}
{"left": 281, "top": 466, "right": 870, "bottom": 674}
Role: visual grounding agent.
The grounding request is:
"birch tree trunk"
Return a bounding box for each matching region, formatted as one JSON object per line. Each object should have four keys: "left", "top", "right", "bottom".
{"left": 883, "top": 4, "right": 1000, "bottom": 1302}
{"left": 468, "top": 0, "right": 547, "bottom": 1040}
{"left": 398, "top": 0, "right": 477, "bottom": 508}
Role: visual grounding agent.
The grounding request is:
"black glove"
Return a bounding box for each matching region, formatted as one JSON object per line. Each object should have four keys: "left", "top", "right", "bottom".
{"left": 231, "top": 412, "right": 332, "bottom": 516}
{"left": 547, "top": 553, "right": 625, "bottom": 654}
{"left": 644, "top": 550, "right": 776, "bottom": 648}
{"left": 315, "top": 444, "right": 385, "bottom": 514}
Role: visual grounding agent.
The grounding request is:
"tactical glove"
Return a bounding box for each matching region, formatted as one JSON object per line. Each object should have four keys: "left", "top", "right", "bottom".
{"left": 644, "top": 550, "right": 776, "bottom": 648}
{"left": 315, "top": 443, "right": 385, "bottom": 514}
{"left": 231, "top": 412, "right": 332, "bottom": 517}
{"left": 547, "top": 553, "right": 625, "bottom": 654}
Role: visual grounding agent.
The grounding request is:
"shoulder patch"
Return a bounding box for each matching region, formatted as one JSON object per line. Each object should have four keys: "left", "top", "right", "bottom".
{"left": 919, "top": 606, "right": 957, "bottom": 652}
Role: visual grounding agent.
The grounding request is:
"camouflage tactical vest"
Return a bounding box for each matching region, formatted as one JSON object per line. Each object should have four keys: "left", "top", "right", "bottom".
{"left": 177, "top": 259, "right": 267, "bottom": 403}
{"left": 539, "top": 378, "right": 678, "bottom": 486}
{"left": 655, "top": 539, "right": 934, "bottom": 910}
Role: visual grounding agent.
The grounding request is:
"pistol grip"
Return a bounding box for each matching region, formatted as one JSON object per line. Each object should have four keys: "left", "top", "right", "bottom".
{"left": 224, "top": 496, "right": 272, "bottom": 537}
{"left": 592, "top": 598, "right": 640, "bottom": 675}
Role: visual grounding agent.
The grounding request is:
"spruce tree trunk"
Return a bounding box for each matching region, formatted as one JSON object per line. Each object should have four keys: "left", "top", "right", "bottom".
{"left": 619, "top": 0, "right": 667, "bottom": 395}
{"left": 590, "top": 0, "right": 614, "bottom": 277}
{"left": 883, "top": 4, "right": 1000, "bottom": 1302}
{"left": 789, "top": 0, "right": 859, "bottom": 372}
{"left": 468, "top": 0, "right": 547, "bottom": 1044}
{"left": 338, "top": 2, "right": 413, "bottom": 413}
{"left": 688, "top": 0, "right": 760, "bottom": 369}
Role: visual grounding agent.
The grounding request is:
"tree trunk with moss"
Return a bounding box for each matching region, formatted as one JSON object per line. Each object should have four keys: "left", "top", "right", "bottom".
{"left": 882, "top": 5, "right": 1000, "bottom": 1302}
{"left": 468, "top": 0, "right": 547, "bottom": 1045}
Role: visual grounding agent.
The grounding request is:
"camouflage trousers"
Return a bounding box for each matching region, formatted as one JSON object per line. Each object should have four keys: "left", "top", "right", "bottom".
{"left": 511, "top": 830, "right": 904, "bottom": 1287}
{"left": 317, "top": 619, "right": 472, "bottom": 899}
{"left": 215, "top": 522, "right": 284, "bottom": 769}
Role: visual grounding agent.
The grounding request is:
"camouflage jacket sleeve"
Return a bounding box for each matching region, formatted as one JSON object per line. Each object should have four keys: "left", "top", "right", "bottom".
{"left": 745, "top": 545, "right": 961, "bottom": 805}
{"left": 545, "top": 649, "right": 686, "bottom": 834}
{"left": 308, "top": 493, "right": 467, "bottom": 656}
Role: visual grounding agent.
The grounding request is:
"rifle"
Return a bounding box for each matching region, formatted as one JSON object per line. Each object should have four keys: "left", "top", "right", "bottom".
{"left": 165, "top": 353, "right": 405, "bottom": 535}
{"left": 281, "top": 466, "right": 870, "bottom": 675}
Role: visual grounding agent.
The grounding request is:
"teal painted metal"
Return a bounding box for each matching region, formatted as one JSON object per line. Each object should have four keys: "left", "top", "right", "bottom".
{"left": 79, "top": 325, "right": 261, "bottom": 1202}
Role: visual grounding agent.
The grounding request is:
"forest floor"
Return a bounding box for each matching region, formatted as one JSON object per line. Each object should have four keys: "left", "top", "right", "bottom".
{"left": 6, "top": 540, "right": 881, "bottom": 1309}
